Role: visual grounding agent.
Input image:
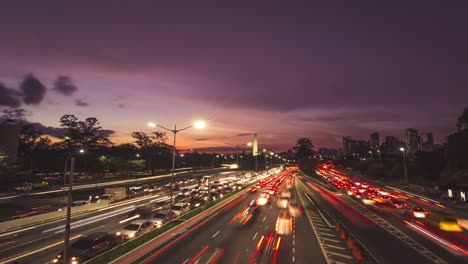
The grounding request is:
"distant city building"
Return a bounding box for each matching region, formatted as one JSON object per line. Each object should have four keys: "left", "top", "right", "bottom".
{"left": 342, "top": 136, "right": 369, "bottom": 156}
{"left": 343, "top": 136, "right": 352, "bottom": 156}
{"left": 420, "top": 132, "right": 434, "bottom": 151}
{"left": 405, "top": 128, "right": 420, "bottom": 153}
{"left": 369, "top": 132, "right": 380, "bottom": 151}
{"left": 384, "top": 136, "right": 400, "bottom": 155}
{"left": 0, "top": 124, "right": 20, "bottom": 162}
{"left": 317, "top": 148, "right": 340, "bottom": 159}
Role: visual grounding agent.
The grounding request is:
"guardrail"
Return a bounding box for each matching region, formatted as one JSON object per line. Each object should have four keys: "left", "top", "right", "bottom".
{"left": 305, "top": 192, "right": 380, "bottom": 263}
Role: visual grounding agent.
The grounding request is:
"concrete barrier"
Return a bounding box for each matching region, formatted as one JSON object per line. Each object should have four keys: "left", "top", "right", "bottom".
{"left": 0, "top": 200, "right": 110, "bottom": 233}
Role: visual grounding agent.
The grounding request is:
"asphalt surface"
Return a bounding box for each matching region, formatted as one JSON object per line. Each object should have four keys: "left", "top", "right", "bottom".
{"left": 298, "top": 173, "right": 468, "bottom": 264}
{"left": 139, "top": 175, "right": 325, "bottom": 264}
{"left": 0, "top": 170, "right": 238, "bottom": 264}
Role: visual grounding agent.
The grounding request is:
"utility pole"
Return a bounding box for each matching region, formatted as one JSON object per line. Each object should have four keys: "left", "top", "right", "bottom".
{"left": 64, "top": 156, "right": 75, "bottom": 264}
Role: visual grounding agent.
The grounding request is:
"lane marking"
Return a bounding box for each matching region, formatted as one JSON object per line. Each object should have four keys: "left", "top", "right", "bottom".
{"left": 212, "top": 230, "right": 220, "bottom": 238}
{"left": 253, "top": 232, "right": 258, "bottom": 240}
{"left": 296, "top": 181, "right": 332, "bottom": 264}
{"left": 327, "top": 251, "right": 353, "bottom": 259}
{"left": 325, "top": 244, "right": 346, "bottom": 250}
{"left": 263, "top": 216, "right": 267, "bottom": 222}
{"left": 0, "top": 234, "right": 82, "bottom": 263}
{"left": 320, "top": 237, "right": 341, "bottom": 243}
{"left": 183, "top": 259, "right": 190, "bottom": 264}
{"left": 0, "top": 226, "right": 36, "bottom": 238}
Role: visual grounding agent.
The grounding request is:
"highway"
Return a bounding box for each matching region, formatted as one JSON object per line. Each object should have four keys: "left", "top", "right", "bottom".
{"left": 135, "top": 169, "right": 326, "bottom": 264}
{"left": 0, "top": 168, "right": 229, "bottom": 201}
{"left": 299, "top": 169, "right": 468, "bottom": 264}
{"left": 0, "top": 170, "right": 238, "bottom": 264}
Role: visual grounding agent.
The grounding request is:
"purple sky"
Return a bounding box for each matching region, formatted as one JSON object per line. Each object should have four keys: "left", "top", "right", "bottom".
{"left": 1, "top": 1, "right": 467, "bottom": 151}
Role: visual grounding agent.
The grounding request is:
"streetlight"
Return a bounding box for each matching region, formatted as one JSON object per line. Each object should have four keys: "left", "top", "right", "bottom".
{"left": 63, "top": 149, "right": 84, "bottom": 264}
{"left": 368, "top": 150, "right": 373, "bottom": 158}
{"left": 262, "top": 149, "right": 267, "bottom": 170}
{"left": 247, "top": 142, "right": 252, "bottom": 146}
{"left": 400, "top": 147, "right": 408, "bottom": 184}
{"left": 147, "top": 120, "right": 205, "bottom": 217}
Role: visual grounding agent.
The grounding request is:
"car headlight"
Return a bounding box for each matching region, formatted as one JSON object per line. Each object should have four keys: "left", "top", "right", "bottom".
{"left": 116, "top": 232, "right": 121, "bottom": 236}
{"left": 128, "top": 233, "right": 135, "bottom": 238}
{"left": 71, "top": 261, "right": 78, "bottom": 264}
{"left": 53, "top": 259, "right": 58, "bottom": 263}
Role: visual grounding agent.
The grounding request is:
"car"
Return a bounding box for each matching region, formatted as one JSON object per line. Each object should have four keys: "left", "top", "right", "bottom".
{"left": 171, "top": 203, "right": 190, "bottom": 215}
{"left": 72, "top": 200, "right": 89, "bottom": 207}
{"left": 439, "top": 217, "right": 463, "bottom": 232}
{"left": 276, "top": 198, "right": 289, "bottom": 208}
{"left": 275, "top": 211, "right": 292, "bottom": 235}
{"left": 175, "top": 193, "right": 190, "bottom": 202}
{"left": 256, "top": 193, "right": 270, "bottom": 206}
{"left": 390, "top": 199, "right": 407, "bottom": 209}
{"left": 189, "top": 198, "right": 206, "bottom": 209}
{"left": 404, "top": 207, "right": 428, "bottom": 219}
{"left": 100, "top": 194, "right": 115, "bottom": 203}
{"left": 53, "top": 232, "right": 117, "bottom": 263}
{"left": 280, "top": 190, "right": 291, "bottom": 199}
{"left": 127, "top": 207, "right": 152, "bottom": 219}
{"left": 117, "top": 220, "right": 153, "bottom": 240}
{"left": 147, "top": 210, "right": 175, "bottom": 227}
{"left": 238, "top": 201, "right": 257, "bottom": 225}
{"left": 88, "top": 195, "right": 101, "bottom": 203}
{"left": 209, "top": 191, "right": 223, "bottom": 201}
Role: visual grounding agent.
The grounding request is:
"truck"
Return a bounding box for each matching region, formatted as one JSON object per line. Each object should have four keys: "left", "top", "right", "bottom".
{"left": 101, "top": 187, "right": 127, "bottom": 203}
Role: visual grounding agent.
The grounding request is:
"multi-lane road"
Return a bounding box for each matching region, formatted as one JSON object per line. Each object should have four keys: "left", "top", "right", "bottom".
{"left": 137, "top": 171, "right": 324, "bottom": 264}
{"left": 0, "top": 170, "right": 237, "bottom": 264}
{"left": 2, "top": 166, "right": 467, "bottom": 264}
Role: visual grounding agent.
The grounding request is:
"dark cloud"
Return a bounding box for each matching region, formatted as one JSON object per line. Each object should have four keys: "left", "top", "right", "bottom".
{"left": 19, "top": 74, "right": 47, "bottom": 105}
{"left": 75, "top": 98, "right": 89, "bottom": 107}
{"left": 236, "top": 133, "right": 252, "bottom": 137}
{"left": 194, "top": 136, "right": 227, "bottom": 141}
{"left": 53, "top": 76, "right": 78, "bottom": 96}
{"left": 0, "top": 83, "right": 21, "bottom": 108}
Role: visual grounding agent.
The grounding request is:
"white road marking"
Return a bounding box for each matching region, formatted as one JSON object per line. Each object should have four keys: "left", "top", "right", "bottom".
{"left": 324, "top": 244, "right": 346, "bottom": 250}
{"left": 183, "top": 259, "right": 190, "bottom": 264}
{"left": 327, "top": 251, "right": 353, "bottom": 259}
{"left": 253, "top": 232, "right": 258, "bottom": 240}
{"left": 263, "top": 216, "right": 267, "bottom": 222}
{"left": 212, "top": 230, "right": 221, "bottom": 238}
{"left": 320, "top": 237, "right": 340, "bottom": 243}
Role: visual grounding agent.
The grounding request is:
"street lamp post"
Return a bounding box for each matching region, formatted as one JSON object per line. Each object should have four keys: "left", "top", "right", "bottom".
{"left": 63, "top": 149, "right": 84, "bottom": 264}
{"left": 263, "top": 149, "right": 267, "bottom": 171}
{"left": 400, "top": 147, "right": 408, "bottom": 184}
{"left": 148, "top": 121, "right": 205, "bottom": 217}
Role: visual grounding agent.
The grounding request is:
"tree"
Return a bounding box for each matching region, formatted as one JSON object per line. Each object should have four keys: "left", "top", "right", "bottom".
{"left": 292, "top": 138, "right": 314, "bottom": 161}
{"left": 131, "top": 132, "right": 152, "bottom": 148}
{"left": 131, "top": 131, "right": 168, "bottom": 148}
{"left": 456, "top": 107, "right": 468, "bottom": 131}
{"left": 60, "top": 114, "right": 112, "bottom": 149}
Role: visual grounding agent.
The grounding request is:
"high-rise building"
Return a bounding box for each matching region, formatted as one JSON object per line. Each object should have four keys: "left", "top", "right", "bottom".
{"left": 369, "top": 132, "right": 380, "bottom": 151}
{"left": 343, "top": 136, "right": 352, "bottom": 156}
{"left": 342, "top": 136, "right": 370, "bottom": 156}
{"left": 405, "top": 128, "right": 419, "bottom": 153}
{"left": 420, "top": 132, "right": 434, "bottom": 151}
{"left": 384, "top": 136, "right": 400, "bottom": 155}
